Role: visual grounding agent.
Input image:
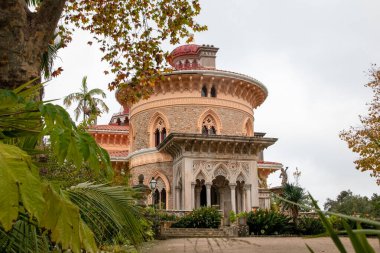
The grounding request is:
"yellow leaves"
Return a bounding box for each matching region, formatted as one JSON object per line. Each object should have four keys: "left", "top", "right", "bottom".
{"left": 340, "top": 66, "right": 380, "bottom": 184}
{"left": 62, "top": 0, "right": 207, "bottom": 104}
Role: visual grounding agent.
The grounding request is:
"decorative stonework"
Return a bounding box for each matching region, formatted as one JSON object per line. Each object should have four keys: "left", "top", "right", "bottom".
{"left": 192, "top": 160, "right": 249, "bottom": 183}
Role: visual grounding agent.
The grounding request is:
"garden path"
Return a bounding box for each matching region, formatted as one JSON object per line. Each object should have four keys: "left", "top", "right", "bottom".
{"left": 142, "top": 237, "right": 380, "bottom": 253}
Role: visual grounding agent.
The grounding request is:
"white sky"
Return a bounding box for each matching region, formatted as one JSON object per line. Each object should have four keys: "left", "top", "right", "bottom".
{"left": 45, "top": 0, "right": 380, "bottom": 205}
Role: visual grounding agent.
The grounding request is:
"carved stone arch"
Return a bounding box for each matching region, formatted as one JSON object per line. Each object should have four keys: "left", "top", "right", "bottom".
{"left": 235, "top": 172, "right": 246, "bottom": 183}
{"left": 195, "top": 170, "right": 206, "bottom": 182}
{"left": 148, "top": 112, "right": 170, "bottom": 147}
{"left": 242, "top": 117, "right": 253, "bottom": 136}
{"left": 153, "top": 171, "right": 170, "bottom": 193}
{"left": 213, "top": 164, "right": 229, "bottom": 181}
{"left": 197, "top": 109, "right": 222, "bottom": 134}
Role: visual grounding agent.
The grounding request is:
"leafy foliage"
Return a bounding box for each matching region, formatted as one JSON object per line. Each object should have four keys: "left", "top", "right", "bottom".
{"left": 229, "top": 211, "right": 237, "bottom": 224}
{"left": 278, "top": 183, "right": 309, "bottom": 224}
{"left": 0, "top": 84, "right": 147, "bottom": 252}
{"left": 340, "top": 65, "right": 380, "bottom": 184}
{"left": 324, "top": 190, "right": 379, "bottom": 218}
{"left": 306, "top": 195, "right": 380, "bottom": 253}
{"left": 171, "top": 207, "right": 222, "bottom": 229}
{"left": 246, "top": 209, "right": 292, "bottom": 235}
{"left": 21, "top": 0, "right": 206, "bottom": 103}
{"left": 296, "top": 217, "right": 325, "bottom": 235}
{"left": 66, "top": 183, "right": 147, "bottom": 247}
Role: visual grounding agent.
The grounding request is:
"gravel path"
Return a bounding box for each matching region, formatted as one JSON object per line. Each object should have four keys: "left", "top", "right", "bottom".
{"left": 142, "top": 237, "right": 380, "bottom": 253}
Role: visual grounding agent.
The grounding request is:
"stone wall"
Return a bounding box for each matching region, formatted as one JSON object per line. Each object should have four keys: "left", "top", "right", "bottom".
{"left": 130, "top": 105, "right": 252, "bottom": 151}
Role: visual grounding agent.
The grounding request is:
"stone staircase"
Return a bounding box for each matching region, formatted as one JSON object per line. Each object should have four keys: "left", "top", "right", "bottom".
{"left": 160, "top": 227, "right": 229, "bottom": 238}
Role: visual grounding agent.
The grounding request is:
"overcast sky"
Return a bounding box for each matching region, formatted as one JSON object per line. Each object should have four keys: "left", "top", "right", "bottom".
{"left": 45, "top": 0, "right": 380, "bottom": 205}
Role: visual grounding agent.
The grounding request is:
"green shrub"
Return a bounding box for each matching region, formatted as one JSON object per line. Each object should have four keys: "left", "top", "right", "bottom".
{"left": 171, "top": 207, "right": 222, "bottom": 228}
{"left": 296, "top": 217, "right": 325, "bottom": 235}
{"left": 247, "top": 209, "right": 292, "bottom": 235}
{"left": 229, "top": 211, "right": 237, "bottom": 224}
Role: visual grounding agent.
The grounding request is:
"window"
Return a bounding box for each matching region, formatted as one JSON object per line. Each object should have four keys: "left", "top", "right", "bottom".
{"left": 210, "top": 86, "right": 217, "bottom": 97}
{"left": 155, "top": 129, "right": 160, "bottom": 146}
{"left": 161, "top": 128, "right": 166, "bottom": 142}
{"left": 209, "top": 126, "right": 216, "bottom": 135}
{"left": 202, "top": 115, "right": 217, "bottom": 135}
{"left": 153, "top": 118, "right": 167, "bottom": 147}
{"left": 202, "top": 125, "right": 208, "bottom": 135}
{"left": 201, "top": 86, "right": 208, "bottom": 97}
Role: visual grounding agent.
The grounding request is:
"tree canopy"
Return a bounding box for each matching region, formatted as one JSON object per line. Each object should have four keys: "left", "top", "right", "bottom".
{"left": 324, "top": 190, "right": 380, "bottom": 218}
{"left": 0, "top": 0, "right": 206, "bottom": 100}
{"left": 340, "top": 66, "right": 380, "bottom": 185}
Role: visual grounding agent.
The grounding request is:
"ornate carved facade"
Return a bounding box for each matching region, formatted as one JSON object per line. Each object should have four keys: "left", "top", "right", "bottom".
{"left": 89, "top": 44, "right": 282, "bottom": 215}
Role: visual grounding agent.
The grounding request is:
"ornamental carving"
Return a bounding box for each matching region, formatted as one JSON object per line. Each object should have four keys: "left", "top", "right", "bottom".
{"left": 213, "top": 166, "right": 228, "bottom": 178}
{"left": 202, "top": 115, "right": 216, "bottom": 131}
{"left": 156, "top": 177, "right": 165, "bottom": 191}
{"left": 192, "top": 160, "right": 250, "bottom": 183}
{"left": 155, "top": 118, "right": 166, "bottom": 131}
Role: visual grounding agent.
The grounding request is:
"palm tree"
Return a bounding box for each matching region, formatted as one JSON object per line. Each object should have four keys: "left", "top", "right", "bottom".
{"left": 279, "top": 183, "right": 308, "bottom": 224}
{"left": 63, "top": 76, "right": 109, "bottom": 124}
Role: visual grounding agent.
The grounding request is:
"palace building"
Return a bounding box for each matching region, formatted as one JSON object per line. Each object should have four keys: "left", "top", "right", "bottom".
{"left": 89, "top": 44, "right": 282, "bottom": 216}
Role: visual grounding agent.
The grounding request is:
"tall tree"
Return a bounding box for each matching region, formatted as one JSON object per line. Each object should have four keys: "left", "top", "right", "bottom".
{"left": 0, "top": 0, "right": 206, "bottom": 101}
{"left": 63, "top": 76, "right": 109, "bottom": 124}
{"left": 340, "top": 66, "right": 380, "bottom": 185}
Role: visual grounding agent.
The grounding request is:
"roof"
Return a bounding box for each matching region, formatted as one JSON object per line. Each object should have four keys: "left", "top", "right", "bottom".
{"left": 169, "top": 44, "right": 200, "bottom": 58}
{"left": 108, "top": 150, "right": 129, "bottom": 158}
{"left": 89, "top": 125, "right": 129, "bottom": 132}
{"left": 258, "top": 161, "right": 282, "bottom": 165}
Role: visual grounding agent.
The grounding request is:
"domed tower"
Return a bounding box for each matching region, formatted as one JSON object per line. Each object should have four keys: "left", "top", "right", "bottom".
{"left": 114, "top": 44, "right": 282, "bottom": 214}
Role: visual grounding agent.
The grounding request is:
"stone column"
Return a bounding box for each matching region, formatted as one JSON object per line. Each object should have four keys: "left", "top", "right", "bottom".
{"left": 183, "top": 158, "right": 193, "bottom": 210}
{"left": 237, "top": 187, "right": 241, "bottom": 213}
{"left": 195, "top": 187, "right": 201, "bottom": 208}
{"left": 251, "top": 161, "right": 259, "bottom": 208}
{"left": 191, "top": 183, "right": 195, "bottom": 210}
{"left": 158, "top": 190, "right": 162, "bottom": 209}
{"left": 175, "top": 186, "right": 181, "bottom": 210}
{"left": 242, "top": 188, "right": 246, "bottom": 212}
{"left": 245, "top": 184, "right": 251, "bottom": 212}
{"left": 230, "top": 183, "right": 237, "bottom": 213}
{"left": 206, "top": 183, "right": 212, "bottom": 207}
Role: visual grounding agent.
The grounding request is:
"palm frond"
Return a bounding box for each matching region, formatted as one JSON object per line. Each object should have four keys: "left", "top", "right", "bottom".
{"left": 63, "top": 93, "right": 84, "bottom": 107}
{"left": 92, "top": 98, "right": 109, "bottom": 113}
{"left": 88, "top": 88, "right": 107, "bottom": 98}
{"left": 66, "top": 183, "right": 146, "bottom": 247}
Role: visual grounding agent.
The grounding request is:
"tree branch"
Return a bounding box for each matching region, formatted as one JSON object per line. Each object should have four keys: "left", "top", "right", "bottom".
{"left": 31, "top": 0, "right": 66, "bottom": 55}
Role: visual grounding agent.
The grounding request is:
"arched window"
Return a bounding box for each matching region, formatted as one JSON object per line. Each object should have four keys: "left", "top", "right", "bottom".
{"left": 153, "top": 118, "right": 167, "bottom": 147}
{"left": 155, "top": 129, "right": 160, "bottom": 146}
{"left": 201, "top": 86, "right": 208, "bottom": 97}
{"left": 210, "top": 86, "right": 217, "bottom": 98}
{"left": 154, "top": 177, "right": 167, "bottom": 210}
{"left": 202, "top": 115, "right": 217, "bottom": 136}
{"left": 116, "top": 118, "right": 121, "bottom": 125}
{"left": 161, "top": 128, "right": 166, "bottom": 142}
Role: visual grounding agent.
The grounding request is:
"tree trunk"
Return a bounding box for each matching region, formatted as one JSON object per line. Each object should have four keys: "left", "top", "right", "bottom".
{"left": 0, "top": 0, "right": 66, "bottom": 90}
